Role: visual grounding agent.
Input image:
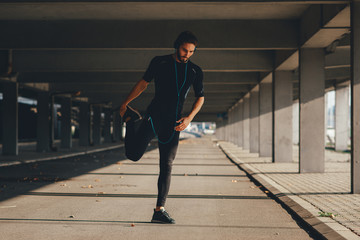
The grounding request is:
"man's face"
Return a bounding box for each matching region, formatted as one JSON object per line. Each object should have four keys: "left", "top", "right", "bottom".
{"left": 176, "top": 43, "right": 196, "bottom": 63}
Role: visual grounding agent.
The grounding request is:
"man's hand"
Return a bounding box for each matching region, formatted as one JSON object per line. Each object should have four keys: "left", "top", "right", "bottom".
{"left": 175, "top": 116, "right": 192, "bottom": 132}
{"left": 119, "top": 104, "right": 127, "bottom": 117}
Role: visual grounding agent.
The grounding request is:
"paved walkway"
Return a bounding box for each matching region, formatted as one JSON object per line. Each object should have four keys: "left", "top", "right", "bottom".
{"left": 218, "top": 139, "right": 359, "bottom": 240}
{"left": 0, "top": 137, "right": 314, "bottom": 240}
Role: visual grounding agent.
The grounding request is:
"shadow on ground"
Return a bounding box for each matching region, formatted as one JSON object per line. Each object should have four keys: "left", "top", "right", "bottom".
{"left": 0, "top": 144, "right": 158, "bottom": 203}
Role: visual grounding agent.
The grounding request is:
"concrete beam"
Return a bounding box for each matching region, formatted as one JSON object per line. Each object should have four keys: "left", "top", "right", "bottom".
{"left": 11, "top": 49, "right": 273, "bottom": 72}
{"left": 17, "top": 71, "right": 259, "bottom": 84}
{"left": 0, "top": 20, "right": 298, "bottom": 49}
{"left": 300, "top": 4, "right": 350, "bottom": 48}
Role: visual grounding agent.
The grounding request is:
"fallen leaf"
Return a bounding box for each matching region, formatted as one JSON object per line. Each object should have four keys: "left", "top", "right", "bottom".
{"left": 60, "top": 184, "right": 67, "bottom": 187}
{"left": 96, "top": 200, "right": 101, "bottom": 202}
{"left": 88, "top": 185, "right": 93, "bottom": 188}
{"left": 69, "top": 215, "right": 75, "bottom": 218}
{"left": 98, "top": 192, "right": 105, "bottom": 194}
{"left": 330, "top": 214, "right": 336, "bottom": 219}
{"left": 131, "top": 223, "right": 135, "bottom": 227}
{"left": 95, "top": 179, "right": 101, "bottom": 182}
{"left": 232, "top": 180, "right": 237, "bottom": 183}
{"left": 81, "top": 186, "right": 87, "bottom": 188}
{"left": 264, "top": 190, "right": 269, "bottom": 194}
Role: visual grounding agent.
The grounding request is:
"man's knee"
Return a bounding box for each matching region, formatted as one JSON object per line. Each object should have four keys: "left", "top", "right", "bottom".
{"left": 125, "top": 150, "right": 142, "bottom": 162}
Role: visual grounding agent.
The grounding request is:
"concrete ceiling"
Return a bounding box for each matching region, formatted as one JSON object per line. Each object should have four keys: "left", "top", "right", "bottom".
{"left": 0, "top": 0, "right": 351, "bottom": 122}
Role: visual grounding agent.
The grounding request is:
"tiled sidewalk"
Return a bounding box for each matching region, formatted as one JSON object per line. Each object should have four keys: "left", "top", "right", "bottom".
{"left": 217, "top": 140, "right": 360, "bottom": 240}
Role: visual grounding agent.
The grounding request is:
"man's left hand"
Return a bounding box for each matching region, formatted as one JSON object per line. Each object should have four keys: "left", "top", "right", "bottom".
{"left": 175, "top": 117, "right": 192, "bottom": 132}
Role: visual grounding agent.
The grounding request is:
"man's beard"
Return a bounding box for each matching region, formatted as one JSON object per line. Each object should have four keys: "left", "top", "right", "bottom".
{"left": 176, "top": 50, "right": 189, "bottom": 63}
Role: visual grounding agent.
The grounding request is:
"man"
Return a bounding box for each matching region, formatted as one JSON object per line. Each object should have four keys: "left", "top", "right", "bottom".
{"left": 119, "top": 31, "right": 204, "bottom": 224}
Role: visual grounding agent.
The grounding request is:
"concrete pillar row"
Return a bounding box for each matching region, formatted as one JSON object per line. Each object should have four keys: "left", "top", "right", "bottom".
{"left": 335, "top": 85, "right": 350, "bottom": 151}
{"left": 226, "top": 111, "right": 230, "bottom": 142}
{"left": 113, "top": 111, "right": 121, "bottom": 142}
{"left": 250, "top": 86, "right": 260, "bottom": 153}
{"left": 228, "top": 109, "right": 232, "bottom": 143}
{"left": 92, "top": 105, "right": 102, "bottom": 145}
{"left": 243, "top": 94, "right": 250, "bottom": 150}
{"left": 2, "top": 82, "right": 18, "bottom": 156}
{"left": 79, "top": 102, "right": 90, "bottom": 146}
{"left": 36, "top": 92, "right": 50, "bottom": 152}
{"left": 104, "top": 108, "right": 112, "bottom": 143}
{"left": 238, "top": 100, "right": 244, "bottom": 148}
{"left": 299, "top": 48, "right": 325, "bottom": 173}
{"left": 259, "top": 79, "right": 273, "bottom": 157}
{"left": 351, "top": 1, "right": 360, "bottom": 193}
{"left": 232, "top": 108, "right": 236, "bottom": 144}
{"left": 60, "top": 97, "right": 72, "bottom": 149}
{"left": 293, "top": 100, "right": 299, "bottom": 145}
{"left": 273, "top": 71, "right": 293, "bottom": 162}
{"left": 234, "top": 105, "right": 239, "bottom": 146}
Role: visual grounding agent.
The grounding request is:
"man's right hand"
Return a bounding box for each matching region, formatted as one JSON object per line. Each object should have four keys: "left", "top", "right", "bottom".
{"left": 119, "top": 104, "right": 127, "bottom": 117}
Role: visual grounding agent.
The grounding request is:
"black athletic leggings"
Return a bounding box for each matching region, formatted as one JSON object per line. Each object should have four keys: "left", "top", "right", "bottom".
{"left": 125, "top": 116, "right": 180, "bottom": 207}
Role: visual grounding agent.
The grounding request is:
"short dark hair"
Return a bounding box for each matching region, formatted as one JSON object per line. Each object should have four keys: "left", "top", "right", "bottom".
{"left": 173, "top": 31, "right": 198, "bottom": 49}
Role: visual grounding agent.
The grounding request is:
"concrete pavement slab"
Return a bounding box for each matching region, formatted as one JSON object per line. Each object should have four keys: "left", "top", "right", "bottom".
{"left": 0, "top": 137, "right": 315, "bottom": 240}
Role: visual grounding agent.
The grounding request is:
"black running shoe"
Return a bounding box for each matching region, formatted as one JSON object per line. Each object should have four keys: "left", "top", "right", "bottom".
{"left": 122, "top": 105, "right": 142, "bottom": 123}
{"left": 151, "top": 208, "right": 175, "bottom": 224}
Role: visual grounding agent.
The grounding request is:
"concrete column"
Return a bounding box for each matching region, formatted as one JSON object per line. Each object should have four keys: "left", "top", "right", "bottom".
{"left": 225, "top": 113, "right": 230, "bottom": 142}
{"left": 60, "top": 97, "right": 72, "bottom": 148}
{"left": 351, "top": 1, "right": 360, "bottom": 193}
{"left": 36, "top": 92, "right": 50, "bottom": 152}
{"left": 325, "top": 92, "right": 329, "bottom": 144}
{"left": 113, "top": 111, "right": 121, "bottom": 142}
{"left": 274, "top": 71, "right": 293, "bottom": 162}
{"left": 93, "top": 106, "right": 102, "bottom": 145}
{"left": 2, "top": 82, "right": 18, "bottom": 155}
{"left": 227, "top": 110, "right": 231, "bottom": 143}
{"left": 238, "top": 100, "right": 244, "bottom": 148}
{"left": 233, "top": 105, "right": 238, "bottom": 146}
{"left": 79, "top": 102, "right": 90, "bottom": 146}
{"left": 259, "top": 79, "right": 273, "bottom": 157}
{"left": 243, "top": 94, "right": 250, "bottom": 150}
{"left": 230, "top": 109, "right": 235, "bottom": 144}
{"left": 299, "top": 48, "right": 325, "bottom": 173}
{"left": 250, "top": 86, "right": 259, "bottom": 153}
{"left": 104, "top": 109, "right": 112, "bottom": 143}
{"left": 335, "top": 85, "right": 350, "bottom": 151}
{"left": 293, "top": 100, "right": 299, "bottom": 145}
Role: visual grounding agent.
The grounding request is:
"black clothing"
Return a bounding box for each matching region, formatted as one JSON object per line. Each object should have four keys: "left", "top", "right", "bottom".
{"left": 124, "top": 54, "right": 204, "bottom": 207}
{"left": 125, "top": 118, "right": 179, "bottom": 207}
{"left": 143, "top": 54, "right": 204, "bottom": 121}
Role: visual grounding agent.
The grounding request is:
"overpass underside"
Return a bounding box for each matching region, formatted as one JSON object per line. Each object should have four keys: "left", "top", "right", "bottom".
{"left": 0, "top": 1, "right": 360, "bottom": 192}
